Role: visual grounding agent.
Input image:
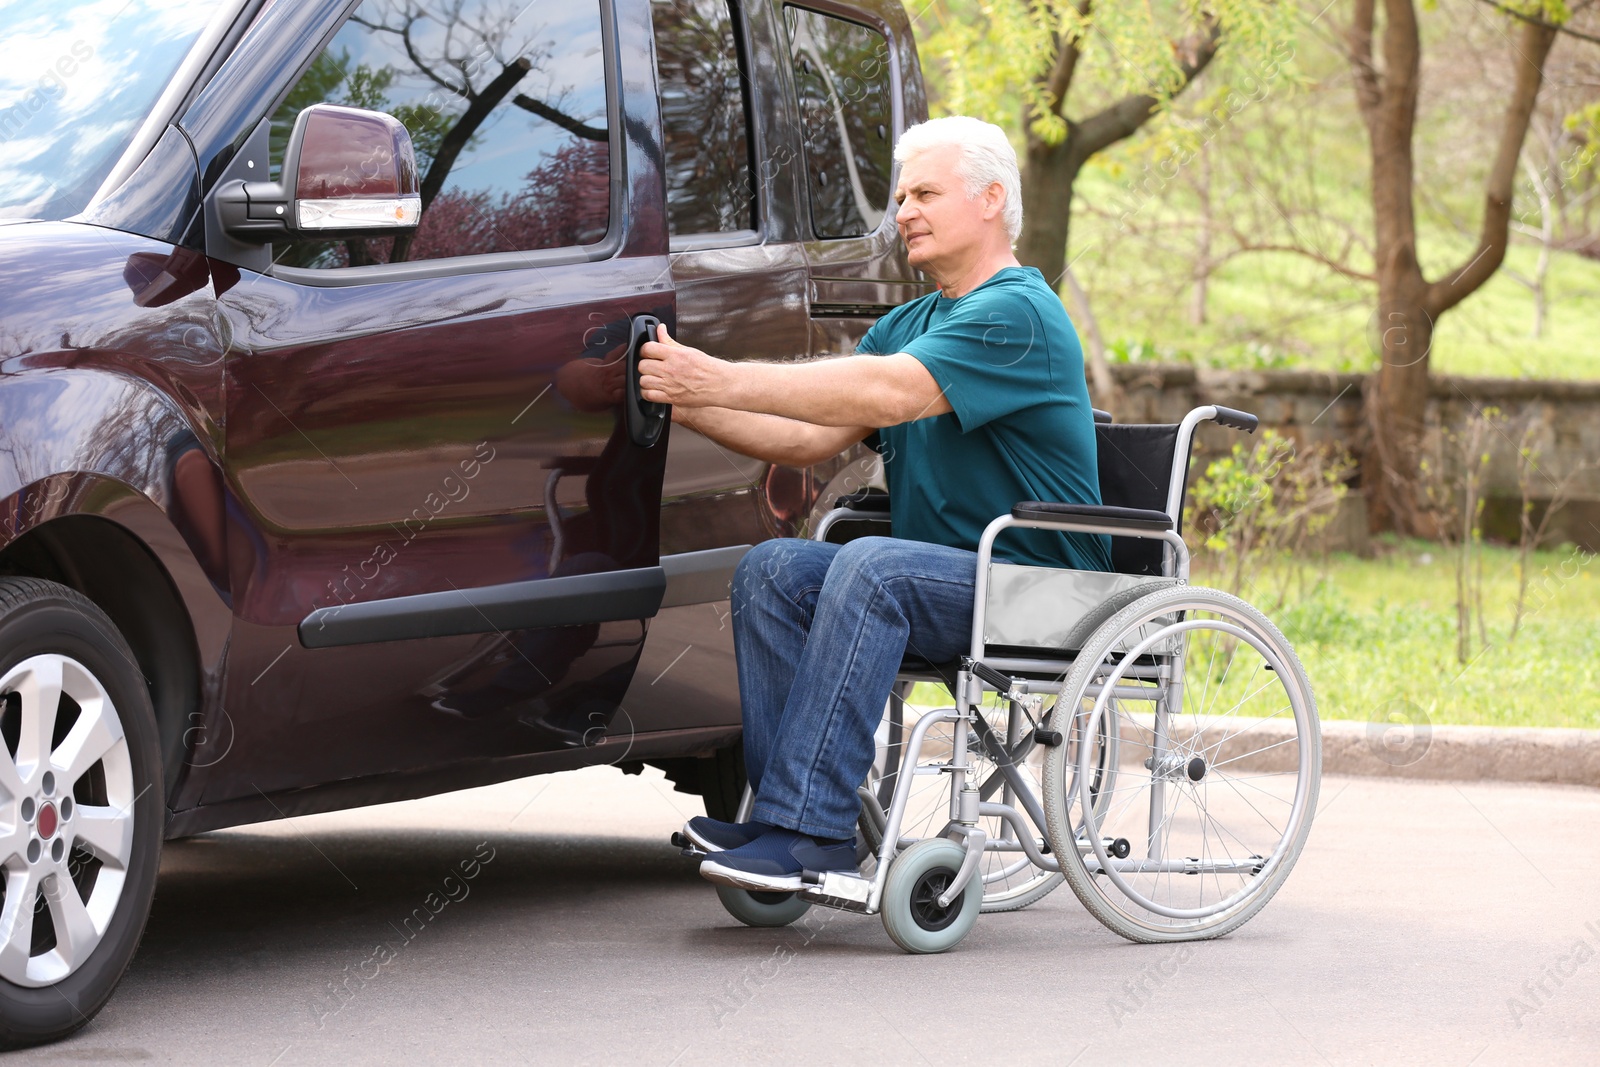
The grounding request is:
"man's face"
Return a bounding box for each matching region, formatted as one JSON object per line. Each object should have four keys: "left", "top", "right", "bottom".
{"left": 893, "top": 143, "right": 995, "bottom": 272}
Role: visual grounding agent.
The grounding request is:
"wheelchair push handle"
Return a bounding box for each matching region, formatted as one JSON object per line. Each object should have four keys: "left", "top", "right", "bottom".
{"left": 1211, "top": 405, "right": 1258, "bottom": 434}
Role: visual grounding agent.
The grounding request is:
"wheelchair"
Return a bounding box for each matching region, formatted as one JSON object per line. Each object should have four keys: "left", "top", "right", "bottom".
{"left": 702, "top": 405, "right": 1321, "bottom": 953}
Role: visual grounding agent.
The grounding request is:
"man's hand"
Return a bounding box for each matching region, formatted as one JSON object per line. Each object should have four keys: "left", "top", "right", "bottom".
{"left": 638, "top": 324, "right": 730, "bottom": 408}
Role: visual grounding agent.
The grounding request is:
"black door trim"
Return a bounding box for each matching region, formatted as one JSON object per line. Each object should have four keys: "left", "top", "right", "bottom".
{"left": 298, "top": 565, "right": 667, "bottom": 649}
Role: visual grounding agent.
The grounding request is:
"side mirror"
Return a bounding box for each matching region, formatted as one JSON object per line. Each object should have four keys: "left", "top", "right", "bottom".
{"left": 217, "top": 104, "right": 420, "bottom": 243}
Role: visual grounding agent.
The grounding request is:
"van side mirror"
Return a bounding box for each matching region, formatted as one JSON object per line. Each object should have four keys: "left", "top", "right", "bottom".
{"left": 217, "top": 104, "right": 420, "bottom": 243}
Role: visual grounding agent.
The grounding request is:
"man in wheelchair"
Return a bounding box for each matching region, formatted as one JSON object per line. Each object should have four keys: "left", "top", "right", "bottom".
{"left": 638, "top": 115, "right": 1114, "bottom": 892}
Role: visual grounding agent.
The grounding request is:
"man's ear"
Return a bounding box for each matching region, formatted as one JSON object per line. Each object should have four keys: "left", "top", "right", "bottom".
{"left": 982, "top": 181, "right": 1006, "bottom": 222}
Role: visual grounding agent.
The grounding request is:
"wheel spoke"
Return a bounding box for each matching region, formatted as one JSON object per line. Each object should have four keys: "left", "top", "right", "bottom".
{"left": 72, "top": 804, "right": 135, "bottom": 869}
{"left": 0, "top": 751, "right": 25, "bottom": 805}
{"left": 0, "top": 866, "right": 39, "bottom": 982}
{"left": 44, "top": 873, "right": 98, "bottom": 970}
{"left": 12, "top": 656, "right": 64, "bottom": 774}
{"left": 52, "top": 690, "right": 124, "bottom": 787}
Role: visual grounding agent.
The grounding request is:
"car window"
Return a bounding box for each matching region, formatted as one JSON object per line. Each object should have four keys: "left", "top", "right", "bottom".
{"left": 783, "top": 6, "right": 891, "bottom": 240}
{"left": 270, "top": 0, "right": 611, "bottom": 269}
{"left": 650, "top": 0, "right": 755, "bottom": 237}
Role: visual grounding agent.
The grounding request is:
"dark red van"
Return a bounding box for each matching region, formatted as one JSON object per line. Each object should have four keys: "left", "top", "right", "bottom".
{"left": 0, "top": 0, "right": 925, "bottom": 1044}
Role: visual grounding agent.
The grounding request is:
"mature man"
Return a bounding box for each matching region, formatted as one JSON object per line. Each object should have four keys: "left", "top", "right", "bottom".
{"left": 638, "top": 115, "right": 1112, "bottom": 891}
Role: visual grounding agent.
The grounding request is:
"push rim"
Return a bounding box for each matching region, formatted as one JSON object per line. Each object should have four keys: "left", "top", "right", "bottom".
{"left": 0, "top": 654, "right": 135, "bottom": 987}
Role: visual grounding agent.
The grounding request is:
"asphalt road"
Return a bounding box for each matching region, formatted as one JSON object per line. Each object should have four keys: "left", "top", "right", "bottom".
{"left": 12, "top": 767, "right": 1600, "bottom": 1066}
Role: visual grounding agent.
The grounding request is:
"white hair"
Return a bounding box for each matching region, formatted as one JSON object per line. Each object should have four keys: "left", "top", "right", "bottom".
{"left": 894, "top": 116, "right": 1023, "bottom": 242}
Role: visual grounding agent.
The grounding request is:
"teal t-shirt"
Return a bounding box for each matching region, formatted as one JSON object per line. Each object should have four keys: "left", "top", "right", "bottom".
{"left": 859, "top": 266, "right": 1113, "bottom": 572}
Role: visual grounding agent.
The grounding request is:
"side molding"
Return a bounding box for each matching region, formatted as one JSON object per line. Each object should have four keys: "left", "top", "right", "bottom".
{"left": 299, "top": 566, "right": 667, "bottom": 649}
{"left": 296, "top": 545, "right": 752, "bottom": 649}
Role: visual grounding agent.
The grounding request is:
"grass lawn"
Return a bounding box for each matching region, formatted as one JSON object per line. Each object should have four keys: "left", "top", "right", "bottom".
{"left": 1235, "top": 539, "right": 1600, "bottom": 731}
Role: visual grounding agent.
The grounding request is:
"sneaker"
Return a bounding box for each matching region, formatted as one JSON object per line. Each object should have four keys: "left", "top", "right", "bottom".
{"left": 680, "top": 816, "right": 770, "bottom": 853}
{"left": 699, "top": 827, "right": 858, "bottom": 892}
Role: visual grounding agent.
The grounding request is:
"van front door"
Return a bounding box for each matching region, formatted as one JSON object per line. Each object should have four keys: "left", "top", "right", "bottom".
{"left": 186, "top": 0, "right": 674, "bottom": 804}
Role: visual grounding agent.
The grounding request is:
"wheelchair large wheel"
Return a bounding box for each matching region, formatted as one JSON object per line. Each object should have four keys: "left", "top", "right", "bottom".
{"left": 1043, "top": 586, "right": 1320, "bottom": 943}
{"left": 877, "top": 683, "right": 1078, "bottom": 913}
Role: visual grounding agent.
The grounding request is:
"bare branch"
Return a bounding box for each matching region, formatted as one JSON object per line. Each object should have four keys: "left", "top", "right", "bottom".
{"left": 512, "top": 94, "right": 607, "bottom": 141}
{"left": 1474, "top": 0, "right": 1600, "bottom": 47}
{"left": 1427, "top": 17, "right": 1559, "bottom": 315}
{"left": 1221, "top": 241, "right": 1377, "bottom": 283}
{"left": 1044, "top": 0, "right": 1094, "bottom": 118}
{"left": 1071, "top": 16, "right": 1222, "bottom": 159}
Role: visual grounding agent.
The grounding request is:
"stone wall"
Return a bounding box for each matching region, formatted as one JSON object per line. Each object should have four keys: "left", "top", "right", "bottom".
{"left": 1108, "top": 364, "right": 1600, "bottom": 552}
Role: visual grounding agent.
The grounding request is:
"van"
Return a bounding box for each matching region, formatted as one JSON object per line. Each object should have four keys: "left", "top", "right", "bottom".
{"left": 0, "top": 0, "right": 924, "bottom": 1044}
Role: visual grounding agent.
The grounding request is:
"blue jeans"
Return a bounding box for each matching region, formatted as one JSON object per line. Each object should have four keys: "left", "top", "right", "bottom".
{"left": 730, "top": 536, "right": 978, "bottom": 839}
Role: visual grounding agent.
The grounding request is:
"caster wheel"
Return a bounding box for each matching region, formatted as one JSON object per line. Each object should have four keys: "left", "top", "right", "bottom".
{"left": 880, "top": 839, "right": 980, "bottom": 954}
{"left": 715, "top": 885, "right": 812, "bottom": 928}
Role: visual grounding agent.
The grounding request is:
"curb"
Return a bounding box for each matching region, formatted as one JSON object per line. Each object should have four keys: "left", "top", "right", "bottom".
{"left": 1164, "top": 718, "right": 1600, "bottom": 789}
{"left": 1318, "top": 720, "right": 1600, "bottom": 788}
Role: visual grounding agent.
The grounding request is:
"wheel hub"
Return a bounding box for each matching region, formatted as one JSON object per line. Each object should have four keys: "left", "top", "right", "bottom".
{"left": 37, "top": 801, "right": 57, "bottom": 840}
{"left": 909, "top": 868, "right": 960, "bottom": 932}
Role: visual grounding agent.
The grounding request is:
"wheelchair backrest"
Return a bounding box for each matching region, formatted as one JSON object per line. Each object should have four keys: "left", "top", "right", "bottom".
{"left": 1095, "top": 423, "right": 1188, "bottom": 576}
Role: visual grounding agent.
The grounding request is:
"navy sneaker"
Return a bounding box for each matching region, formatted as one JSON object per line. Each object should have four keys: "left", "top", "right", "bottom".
{"left": 699, "top": 827, "right": 858, "bottom": 892}
{"left": 681, "top": 816, "right": 770, "bottom": 853}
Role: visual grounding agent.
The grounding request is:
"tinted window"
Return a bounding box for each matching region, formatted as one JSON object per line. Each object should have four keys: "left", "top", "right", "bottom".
{"left": 784, "top": 7, "right": 891, "bottom": 239}
{"left": 652, "top": 0, "right": 754, "bottom": 236}
{"left": 271, "top": 0, "right": 611, "bottom": 269}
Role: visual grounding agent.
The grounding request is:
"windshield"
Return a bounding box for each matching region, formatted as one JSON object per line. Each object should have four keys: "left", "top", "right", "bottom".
{"left": 0, "top": 0, "right": 229, "bottom": 221}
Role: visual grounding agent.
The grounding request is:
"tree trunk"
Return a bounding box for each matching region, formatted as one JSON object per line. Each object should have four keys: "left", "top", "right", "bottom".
{"left": 1017, "top": 135, "right": 1084, "bottom": 289}
{"left": 1350, "top": 2, "right": 1555, "bottom": 534}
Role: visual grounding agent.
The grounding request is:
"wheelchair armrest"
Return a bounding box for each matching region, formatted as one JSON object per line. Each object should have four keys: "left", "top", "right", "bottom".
{"left": 834, "top": 488, "right": 891, "bottom": 513}
{"left": 1092, "top": 408, "right": 1113, "bottom": 424}
{"left": 1010, "top": 502, "right": 1174, "bottom": 533}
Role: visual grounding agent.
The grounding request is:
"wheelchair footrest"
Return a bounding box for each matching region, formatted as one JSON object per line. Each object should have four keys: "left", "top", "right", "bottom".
{"left": 670, "top": 831, "right": 707, "bottom": 860}
{"left": 799, "top": 870, "right": 874, "bottom": 912}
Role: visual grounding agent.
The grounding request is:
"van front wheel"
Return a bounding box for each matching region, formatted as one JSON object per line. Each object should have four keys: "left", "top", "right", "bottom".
{"left": 0, "top": 579, "right": 163, "bottom": 1049}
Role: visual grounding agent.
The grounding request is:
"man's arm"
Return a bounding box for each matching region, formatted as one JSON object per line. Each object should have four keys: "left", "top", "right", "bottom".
{"left": 672, "top": 405, "right": 873, "bottom": 468}
{"left": 639, "top": 325, "right": 953, "bottom": 427}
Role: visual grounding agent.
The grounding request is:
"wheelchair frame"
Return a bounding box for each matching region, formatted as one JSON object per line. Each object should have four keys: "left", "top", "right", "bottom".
{"left": 800, "top": 404, "right": 1222, "bottom": 915}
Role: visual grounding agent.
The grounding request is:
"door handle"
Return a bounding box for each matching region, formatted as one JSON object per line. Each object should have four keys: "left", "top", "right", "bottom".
{"left": 625, "top": 314, "right": 669, "bottom": 447}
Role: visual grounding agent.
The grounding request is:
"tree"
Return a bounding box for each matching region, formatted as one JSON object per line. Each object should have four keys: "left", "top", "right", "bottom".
{"left": 925, "top": 0, "right": 1293, "bottom": 293}
{"left": 1342, "top": 0, "right": 1564, "bottom": 531}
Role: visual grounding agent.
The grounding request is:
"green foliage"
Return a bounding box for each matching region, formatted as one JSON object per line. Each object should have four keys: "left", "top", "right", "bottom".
{"left": 1183, "top": 429, "right": 1352, "bottom": 605}
{"left": 921, "top": 0, "right": 1296, "bottom": 146}
{"left": 1229, "top": 540, "right": 1600, "bottom": 729}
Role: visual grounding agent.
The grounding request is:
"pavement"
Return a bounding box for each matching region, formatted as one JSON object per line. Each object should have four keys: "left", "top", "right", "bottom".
{"left": 12, "top": 765, "right": 1600, "bottom": 1066}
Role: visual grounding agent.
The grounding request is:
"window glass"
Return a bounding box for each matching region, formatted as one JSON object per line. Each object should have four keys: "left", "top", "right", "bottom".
{"left": 783, "top": 7, "right": 891, "bottom": 240}
{"left": 0, "top": 0, "right": 223, "bottom": 220}
{"left": 271, "top": 0, "right": 610, "bottom": 269}
{"left": 651, "top": 0, "right": 754, "bottom": 236}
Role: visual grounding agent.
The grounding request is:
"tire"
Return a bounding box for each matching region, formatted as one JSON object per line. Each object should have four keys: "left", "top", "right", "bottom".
{"left": 0, "top": 578, "right": 163, "bottom": 1049}
{"left": 714, "top": 885, "right": 813, "bottom": 928}
{"left": 698, "top": 743, "right": 745, "bottom": 823}
{"left": 880, "top": 838, "right": 981, "bottom": 954}
{"left": 1042, "top": 585, "right": 1320, "bottom": 944}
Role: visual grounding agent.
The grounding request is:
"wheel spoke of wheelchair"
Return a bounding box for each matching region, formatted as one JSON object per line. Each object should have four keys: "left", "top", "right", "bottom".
{"left": 1189, "top": 654, "right": 1260, "bottom": 756}
{"left": 1209, "top": 732, "right": 1301, "bottom": 773}
{"left": 1197, "top": 700, "right": 1294, "bottom": 767}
